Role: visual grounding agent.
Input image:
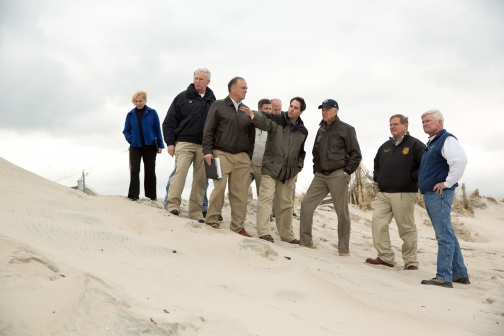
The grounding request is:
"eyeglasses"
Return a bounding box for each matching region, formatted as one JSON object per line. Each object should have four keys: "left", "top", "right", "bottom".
{"left": 389, "top": 123, "right": 401, "bottom": 127}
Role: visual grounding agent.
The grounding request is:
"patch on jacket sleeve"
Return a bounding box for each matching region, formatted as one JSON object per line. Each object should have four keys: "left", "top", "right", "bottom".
{"left": 384, "top": 149, "right": 391, "bottom": 152}
{"left": 402, "top": 147, "right": 410, "bottom": 154}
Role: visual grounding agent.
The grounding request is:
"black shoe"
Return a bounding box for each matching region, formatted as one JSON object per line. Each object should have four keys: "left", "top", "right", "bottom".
{"left": 202, "top": 211, "right": 207, "bottom": 218}
{"left": 150, "top": 198, "right": 157, "bottom": 201}
{"left": 289, "top": 239, "right": 300, "bottom": 244}
{"left": 130, "top": 198, "right": 138, "bottom": 201}
{"left": 259, "top": 235, "right": 274, "bottom": 243}
{"left": 218, "top": 215, "right": 223, "bottom": 221}
{"left": 170, "top": 209, "right": 179, "bottom": 216}
{"left": 421, "top": 278, "right": 453, "bottom": 288}
{"left": 293, "top": 213, "right": 298, "bottom": 217}
{"left": 452, "top": 276, "right": 470, "bottom": 284}
{"left": 198, "top": 219, "right": 205, "bottom": 223}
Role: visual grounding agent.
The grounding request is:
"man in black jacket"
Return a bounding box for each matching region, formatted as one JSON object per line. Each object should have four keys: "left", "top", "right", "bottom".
{"left": 299, "top": 99, "right": 362, "bottom": 255}
{"left": 163, "top": 68, "right": 216, "bottom": 222}
{"left": 365, "top": 114, "right": 426, "bottom": 269}
{"left": 202, "top": 77, "right": 255, "bottom": 237}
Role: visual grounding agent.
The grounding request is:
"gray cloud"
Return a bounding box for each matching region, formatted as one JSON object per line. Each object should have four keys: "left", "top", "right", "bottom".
{"left": 1, "top": 0, "right": 503, "bottom": 197}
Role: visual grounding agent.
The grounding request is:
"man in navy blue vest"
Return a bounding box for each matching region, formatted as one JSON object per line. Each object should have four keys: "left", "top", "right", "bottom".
{"left": 418, "top": 109, "right": 469, "bottom": 288}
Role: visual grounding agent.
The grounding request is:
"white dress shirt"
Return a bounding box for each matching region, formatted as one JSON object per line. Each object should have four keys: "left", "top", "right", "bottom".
{"left": 429, "top": 133, "right": 468, "bottom": 188}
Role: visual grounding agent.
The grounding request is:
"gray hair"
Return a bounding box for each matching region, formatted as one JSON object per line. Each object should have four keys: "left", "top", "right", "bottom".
{"left": 421, "top": 109, "right": 444, "bottom": 125}
{"left": 271, "top": 98, "right": 281, "bottom": 104}
{"left": 194, "top": 68, "right": 211, "bottom": 80}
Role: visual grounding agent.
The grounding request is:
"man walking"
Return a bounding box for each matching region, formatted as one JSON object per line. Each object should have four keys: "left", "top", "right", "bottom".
{"left": 299, "top": 99, "right": 362, "bottom": 255}
{"left": 365, "top": 114, "right": 426, "bottom": 269}
{"left": 419, "top": 109, "right": 469, "bottom": 288}
{"left": 202, "top": 77, "right": 255, "bottom": 236}
{"left": 243, "top": 97, "right": 308, "bottom": 243}
{"left": 162, "top": 68, "right": 216, "bottom": 222}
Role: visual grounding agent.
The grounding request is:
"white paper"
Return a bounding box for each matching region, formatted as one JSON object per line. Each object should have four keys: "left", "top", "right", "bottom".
{"left": 214, "top": 158, "right": 222, "bottom": 179}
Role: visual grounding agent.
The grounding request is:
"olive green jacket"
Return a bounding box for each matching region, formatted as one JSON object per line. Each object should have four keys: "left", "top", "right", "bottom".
{"left": 251, "top": 111, "right": 308, "bottom": 183}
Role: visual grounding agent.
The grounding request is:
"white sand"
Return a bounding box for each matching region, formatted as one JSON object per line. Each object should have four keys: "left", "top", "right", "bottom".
{"left": 0, "top": 157, "right": 503, "bottom": 335}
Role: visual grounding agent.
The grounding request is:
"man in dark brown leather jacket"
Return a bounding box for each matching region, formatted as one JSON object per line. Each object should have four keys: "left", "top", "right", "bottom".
{"left": 202, "top": 77, "right": 255, "bottom": 237}
{"left": 299, "top": 99, "right": 362, "bottom": 255}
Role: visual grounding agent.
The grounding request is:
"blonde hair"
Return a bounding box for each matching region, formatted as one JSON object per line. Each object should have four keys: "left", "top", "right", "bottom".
{"left": 131, "top": 90, "right": 147, "bottom": 103}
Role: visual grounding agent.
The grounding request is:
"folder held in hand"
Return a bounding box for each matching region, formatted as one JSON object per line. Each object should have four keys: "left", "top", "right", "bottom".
{"left": 204, "top": 158, "right": 222, "bottom": 180}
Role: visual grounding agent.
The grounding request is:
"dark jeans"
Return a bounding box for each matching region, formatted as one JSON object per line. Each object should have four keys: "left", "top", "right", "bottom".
{"left": 128, "top": 146, "right": 157, "bottom": 200}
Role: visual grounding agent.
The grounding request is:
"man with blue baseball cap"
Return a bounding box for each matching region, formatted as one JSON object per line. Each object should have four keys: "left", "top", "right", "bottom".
{"left": 299, "top": 99, "right": 362, "bottom": 255}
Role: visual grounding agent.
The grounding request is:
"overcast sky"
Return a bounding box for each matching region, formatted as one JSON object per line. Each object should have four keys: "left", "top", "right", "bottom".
{"left": 1, "top": 0, "right": 503, "bottom": 199}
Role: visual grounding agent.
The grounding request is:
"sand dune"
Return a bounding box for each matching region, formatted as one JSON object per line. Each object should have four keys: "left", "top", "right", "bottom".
{"left": 0, "top": 157, "right": 503, "bottom": 335}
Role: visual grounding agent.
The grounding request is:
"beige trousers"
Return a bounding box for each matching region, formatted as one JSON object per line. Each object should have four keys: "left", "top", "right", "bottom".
{"left": 371, "top": 192, "right": 418, "bottom": 267}
{"left": 166, "top": 142, "right": 205, "bottom": 220}
{"left": 272, "top": 176, "right": 297, "bottom": 216}
{"left": 300, "top": 169, "right": 351, "bottom": 253}
{"left": 248, "top": 165, "right": 262, "bottom": 196}
{"left": 206, "top": 150, "right": 250, "bottom": 232}
{"left": 256, "top": 175, "right": 296, "bottom": 241}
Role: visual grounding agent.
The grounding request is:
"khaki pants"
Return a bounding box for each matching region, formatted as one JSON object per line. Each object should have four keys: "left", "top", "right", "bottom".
{"left": 166, "top": 142, "right": 206, "bottom": 220}
{"left": 300, "top": 169, "right": 351, "bottom": 253}
{"left": 372, "top": 192, "right": 418, "bottom": 267}
{"left": 248, "top": 165, "right": 262, "bottom": 196}
{"left": 256, "top": 175, "right": 296, "bottom": 241}
{"left": 206, "top": 150, "right": 250, "bottom": 232}
{"left": 272, "top": 176, "right": 297, "bottom": 216}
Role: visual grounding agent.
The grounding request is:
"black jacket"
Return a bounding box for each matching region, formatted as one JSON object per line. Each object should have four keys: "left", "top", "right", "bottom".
{"left": 313, "top": 116, "right": 362, "bottom": 174}
{"left": 162, "top": 84, "right": 216, "bottom": 146}
{"left": 373, "top": 133, "right": 426, "bottom": 193}
{"left": 202, "top": 96, "right": 255, "bottom": 159}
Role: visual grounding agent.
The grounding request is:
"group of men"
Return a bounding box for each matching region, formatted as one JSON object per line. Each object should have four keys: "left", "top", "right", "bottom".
{"left": 364, "top": 110, "right": 469, "bottom": 288}
{"left": 158, "top": 67, "right": 470, "bottom": 289}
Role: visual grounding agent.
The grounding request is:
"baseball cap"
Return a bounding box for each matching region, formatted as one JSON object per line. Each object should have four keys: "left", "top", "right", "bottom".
{"left": 318, "top": 99, "right": 339, "bottom": 109}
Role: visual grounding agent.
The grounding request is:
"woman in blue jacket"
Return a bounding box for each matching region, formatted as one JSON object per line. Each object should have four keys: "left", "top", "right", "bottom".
{"left": 123, "top": 90, "right": 164, "bottom": 201}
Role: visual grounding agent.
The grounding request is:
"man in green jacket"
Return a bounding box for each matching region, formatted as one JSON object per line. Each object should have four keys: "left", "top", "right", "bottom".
{"left": 242, "top": 97, "right": 308, "bottom": 243}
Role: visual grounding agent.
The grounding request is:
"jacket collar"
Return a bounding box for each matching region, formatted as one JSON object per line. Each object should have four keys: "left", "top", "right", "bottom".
{"left": 186, "top": 83, "right": 215, "bottom": 100}
{"left": 426, "top": 128, "right": 447, "bottom": 146}
{"left": 283, "top": 112, "right": 305, "bottom": 127}
{"left": 224, "top": 95, "right": 234, "bottom": 106}
{"left": 130, "top": 105, "right": 153, "bottom": 114}
{"left": 389, "top": 131, "right": 410, "bottom": 146}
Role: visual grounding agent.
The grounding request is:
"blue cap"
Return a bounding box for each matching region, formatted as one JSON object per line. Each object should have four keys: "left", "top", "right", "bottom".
{"left": 318, "top": 99, "right": 339, "bottom": 109}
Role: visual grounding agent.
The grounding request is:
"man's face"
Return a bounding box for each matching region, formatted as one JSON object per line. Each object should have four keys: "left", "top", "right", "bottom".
{"left": 321, "top": 106, "right": 338, "bottom": 124}
{"left": 230, "top": 79, "right": 248, "bottom": 102}
{"left": 288, "top": 100, "right": 302, "bottom": 121}
{"left": 193, "top": 72, "right": 210, "bottom": 94}
{"left": 422, "top": 114, "right": 443, "bottom": 136}
{"left": 389, "top": 117, "right": 407, "bottom": 138}
{"left": 271, "top": 100, "right": 282, "bottom": 114}
{"left": 133, "top": 96, "right": 146, "bottom": 110}
{"left": 259, "top": 104, "right": 272, "bottom": 114}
